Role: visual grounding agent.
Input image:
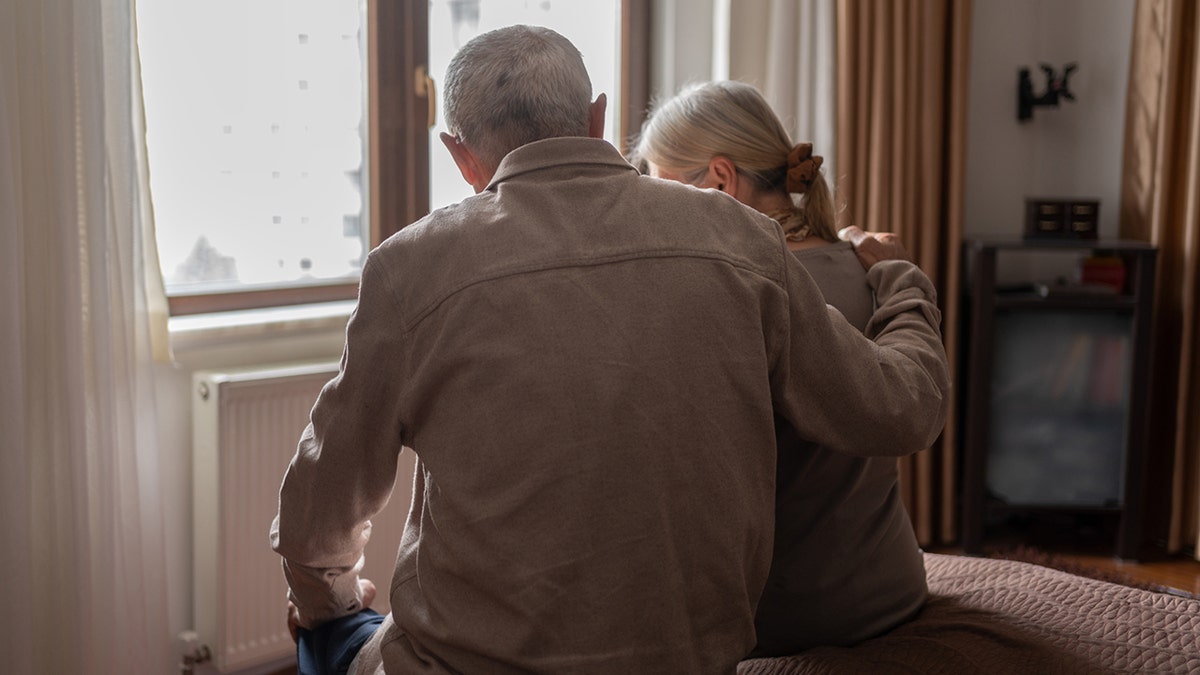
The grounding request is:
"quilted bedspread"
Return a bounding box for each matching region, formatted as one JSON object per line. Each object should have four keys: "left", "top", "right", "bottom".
{"left": 738, "top": 552, "right": 1200, "bottom": 674}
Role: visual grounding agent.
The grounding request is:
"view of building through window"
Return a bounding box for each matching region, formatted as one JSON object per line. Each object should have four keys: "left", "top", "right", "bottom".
{"left": 139, "top": 0, "right": 621, "bottom": 300}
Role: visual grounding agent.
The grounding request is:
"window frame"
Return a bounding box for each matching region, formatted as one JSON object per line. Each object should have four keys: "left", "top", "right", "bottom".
{"left": 165, "top": 0, "right": 649, "bottom": 316}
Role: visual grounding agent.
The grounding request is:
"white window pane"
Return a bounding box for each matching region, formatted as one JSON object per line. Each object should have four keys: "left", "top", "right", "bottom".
{"left": 428, "top": 0, "right": 622, "bottom": 211}
{"left": 138, "top": 0, "right": 369, "bottom": 295}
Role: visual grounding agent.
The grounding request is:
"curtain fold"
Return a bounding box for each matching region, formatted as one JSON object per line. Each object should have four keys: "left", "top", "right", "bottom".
{"left": 834, "top": 0, "right": 972, "bottom": 545}
{"left": 0, "top": 0, "right": 172, "bottom": 672}
{"left": 1120, "top": 0, "right": 1200, "bottom": 558}
{"left": 0, "top": 4, "right": 33, "bottom": 673}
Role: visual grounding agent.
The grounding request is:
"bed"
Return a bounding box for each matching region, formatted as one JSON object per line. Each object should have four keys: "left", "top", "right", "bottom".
{"left": 738, "top": 552, "right": 1200, "bottom": 674}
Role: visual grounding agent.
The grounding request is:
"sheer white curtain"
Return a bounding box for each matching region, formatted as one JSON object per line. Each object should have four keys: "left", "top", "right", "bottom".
{"left": 651, "top": 0, "right": 835, "bottom": 171}
{"left": 728, "top": 0, "right": 837, "bottom": 182}
{"left": 0, "top": 0, "right": 172, "bottom": 672}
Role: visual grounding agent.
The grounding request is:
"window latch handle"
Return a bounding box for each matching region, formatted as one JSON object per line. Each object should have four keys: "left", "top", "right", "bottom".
{"left": 415, "top": 65, "right": 436, "bottom": 129}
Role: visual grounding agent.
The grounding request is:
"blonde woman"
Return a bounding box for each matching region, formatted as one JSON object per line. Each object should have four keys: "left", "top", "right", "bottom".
{"left": 634, "top": 81, "right": 927, "bottom": 656}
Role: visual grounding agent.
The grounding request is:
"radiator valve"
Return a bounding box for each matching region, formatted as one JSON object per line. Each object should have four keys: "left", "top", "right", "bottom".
{"left": 178, "top": 630, "right": 212, "bottom": 674}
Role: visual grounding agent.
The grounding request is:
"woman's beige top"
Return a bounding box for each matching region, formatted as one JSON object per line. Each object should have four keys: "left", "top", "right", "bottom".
{"left": 750, "top": 240, "right": 928, "bottom": 656}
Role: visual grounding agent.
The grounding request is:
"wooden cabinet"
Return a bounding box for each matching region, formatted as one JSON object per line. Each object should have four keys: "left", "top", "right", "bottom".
{"left": 959, "top": 239, "right": 1157, "bottom": 559}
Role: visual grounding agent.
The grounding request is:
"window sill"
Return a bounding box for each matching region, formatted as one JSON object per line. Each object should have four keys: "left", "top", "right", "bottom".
{"left": 168, "top": 300, "right": 354, "bottom": 370}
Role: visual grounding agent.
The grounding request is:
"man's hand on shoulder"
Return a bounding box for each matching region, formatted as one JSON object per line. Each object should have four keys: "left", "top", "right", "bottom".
{"left": 838, "top": 226, "right": 911, "bottom": 270}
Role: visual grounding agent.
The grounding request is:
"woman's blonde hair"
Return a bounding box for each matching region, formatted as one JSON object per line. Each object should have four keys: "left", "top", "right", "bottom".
{"left": 633, "top": 81, "right": 837, "bottom": 242}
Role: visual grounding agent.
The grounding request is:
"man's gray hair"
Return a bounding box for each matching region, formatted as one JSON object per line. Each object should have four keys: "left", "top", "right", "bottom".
{"left": 444, "top": 25, "right": 593, "bottom": 171}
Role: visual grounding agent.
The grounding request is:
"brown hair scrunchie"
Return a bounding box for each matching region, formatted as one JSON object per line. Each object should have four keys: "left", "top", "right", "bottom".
{"left": 786, "top": 143, "right": 824, "bottom": 194}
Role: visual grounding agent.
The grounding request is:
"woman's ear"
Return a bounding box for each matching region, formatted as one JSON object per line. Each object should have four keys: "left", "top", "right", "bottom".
{"left": 703, "top": 156, "right": 739, "bottom": 196}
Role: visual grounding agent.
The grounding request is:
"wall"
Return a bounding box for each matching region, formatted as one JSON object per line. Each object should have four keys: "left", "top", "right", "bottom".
{"left": 964, "top": 0, "right": 1136, "bottom": 281}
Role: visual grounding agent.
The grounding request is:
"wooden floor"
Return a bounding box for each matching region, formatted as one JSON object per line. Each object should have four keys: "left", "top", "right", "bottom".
{"left": 934, "top": 510, "right": 1200, "bottom": 596}
{"left": 1036, "top": 550, "right": 1200, "bottom": 596}
{"left": 929, "top": 545, "right": 1200, "bottom": 597}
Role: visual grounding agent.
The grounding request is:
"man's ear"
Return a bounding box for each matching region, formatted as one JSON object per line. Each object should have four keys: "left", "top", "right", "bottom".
{"left": 440, "top": 132, "right": 490, "bottom": 193}
{"left": 588, "top": 93, "right": 607, "bottom": 139}
{"left": 703, "top": 156, "right": 739, "bottom": 196}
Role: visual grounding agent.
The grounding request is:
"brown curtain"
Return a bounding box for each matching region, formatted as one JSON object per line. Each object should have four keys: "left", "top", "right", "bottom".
{"left": 835, "top": 0, "right": 972, "bottom": 545}
{"left": 1120, "top": 0, "right": 1200, "bottom": 558}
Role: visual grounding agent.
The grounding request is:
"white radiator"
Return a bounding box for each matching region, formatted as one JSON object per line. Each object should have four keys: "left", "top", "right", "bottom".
{"left": 192, "top": 362, "right": 415, "bottom": 673}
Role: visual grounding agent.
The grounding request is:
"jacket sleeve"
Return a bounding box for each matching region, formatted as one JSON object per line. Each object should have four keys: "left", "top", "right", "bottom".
{"left": 269, "top": 252, "right": 407, "bottom": 628}
{"left": 770, "top": 254, "right": 951, "bottom": 458}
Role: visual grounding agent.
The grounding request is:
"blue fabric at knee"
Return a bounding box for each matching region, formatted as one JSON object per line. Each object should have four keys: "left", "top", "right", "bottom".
{"left": 297, "top": 609, "right": 385, "bottom": 675}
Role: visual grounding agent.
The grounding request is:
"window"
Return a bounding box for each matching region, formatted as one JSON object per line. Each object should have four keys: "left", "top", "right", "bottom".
{"left": 138, "top": 0, "right": 648, "bottom": 316}
{"left": 138, "top": 0, "right": 370, "bottom": 314}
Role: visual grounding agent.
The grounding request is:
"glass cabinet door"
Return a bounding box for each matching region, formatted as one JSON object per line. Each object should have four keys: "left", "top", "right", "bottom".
{"left": 985, "top": 310, "right": 1132, "bottom": 507}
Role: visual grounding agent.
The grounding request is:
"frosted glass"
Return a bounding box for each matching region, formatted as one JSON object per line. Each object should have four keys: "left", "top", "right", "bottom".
{"left": 138, "top": 0, "right": 369, "bottom": 294}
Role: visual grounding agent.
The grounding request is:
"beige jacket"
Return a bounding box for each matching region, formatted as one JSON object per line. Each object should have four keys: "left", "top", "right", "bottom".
{"left": 270, "top": 137, "right": 950, "bottom": 674}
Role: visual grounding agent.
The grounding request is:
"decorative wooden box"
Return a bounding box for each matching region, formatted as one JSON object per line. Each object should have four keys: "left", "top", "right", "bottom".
{"left": 1024, "top": 198, "right": 1100, "bottom": 240}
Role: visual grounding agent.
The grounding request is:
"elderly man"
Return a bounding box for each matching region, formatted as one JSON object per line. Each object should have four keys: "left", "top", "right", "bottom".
{"left": 271, "top": 24, "right": 949, "bottom": 675}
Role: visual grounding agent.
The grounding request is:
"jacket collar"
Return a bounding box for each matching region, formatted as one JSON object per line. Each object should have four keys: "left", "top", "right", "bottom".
{"left": 486, "top": 137, "right": 637, "bottom": 190}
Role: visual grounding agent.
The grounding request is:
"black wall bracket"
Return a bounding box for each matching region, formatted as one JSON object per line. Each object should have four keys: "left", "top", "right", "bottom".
{"left": 1018, "top": 63, "right": 1077, "bottom": 122}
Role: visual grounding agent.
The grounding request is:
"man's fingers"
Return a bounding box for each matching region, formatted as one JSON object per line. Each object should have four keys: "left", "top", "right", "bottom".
{"left": 838, "top": 227, "right": 910, "bottom": 269}
{"left": 837, "top": 226, "right": 866, "bottom": 245}
{"left": 359, "top": 578, "right": 378, "bottom": 609}
{"left": 287, "top": 602, "right": 301, "bottom": 644}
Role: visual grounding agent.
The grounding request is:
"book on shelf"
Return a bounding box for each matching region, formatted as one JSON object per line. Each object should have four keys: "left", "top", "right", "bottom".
{"left": 1046, "top": 333, "right": 1129, "bottom": 407}
{"left": 1087, "top": 335, "right": 1129, "bottom": 408}
{"left": 1080, "top": 256, "right": 1126, "bottom": 292}
{"left": 1050, "top": 333, "right": 1093, "bottom": 401}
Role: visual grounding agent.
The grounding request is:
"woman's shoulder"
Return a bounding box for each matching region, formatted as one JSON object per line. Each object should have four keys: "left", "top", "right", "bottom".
{"left": 788, "top": 239, "right": 855, "bottom": 258}
{"left": 789, "top": 241, "right": 864, "bottom": 275}
{"left": 789, "top": 241, "right": 873, "bottom": 332}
